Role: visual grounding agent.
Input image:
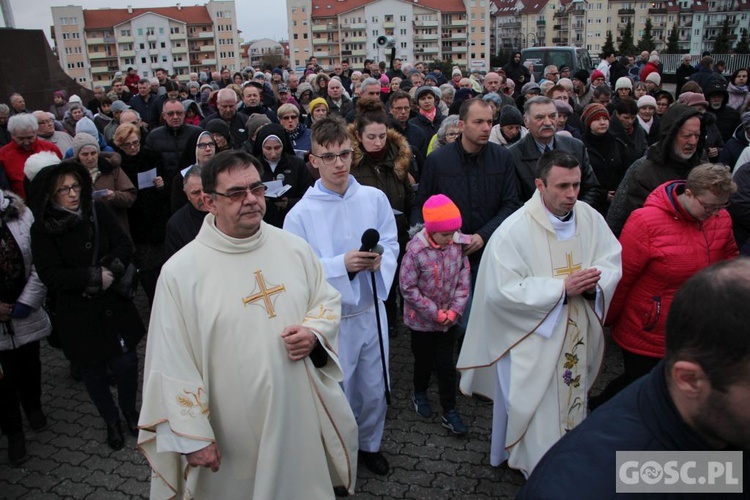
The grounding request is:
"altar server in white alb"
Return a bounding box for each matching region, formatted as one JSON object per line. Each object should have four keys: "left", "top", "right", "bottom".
{"left": 138, "top": 151, "right": 358, "bottom": 499}
{"left": 284, "top": 116, "right": 399, "bottom": 476}
{"left": 457, "top": 150, "right": 622, "bottom": 477}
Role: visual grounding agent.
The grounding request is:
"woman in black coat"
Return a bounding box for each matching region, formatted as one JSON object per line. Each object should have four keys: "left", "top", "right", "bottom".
{"left": 252, "top": 123, "right": 312, "bottom": 228}
{"left": 113, "top": 123, "right": 169, "bottom": 304}
{"left": 30, "top": 161, "right": 145, "bottom": 451}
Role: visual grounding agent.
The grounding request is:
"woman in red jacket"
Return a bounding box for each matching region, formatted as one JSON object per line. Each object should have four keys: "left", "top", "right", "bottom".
{"left": 591, "top": 164, "right": 738, "bottom": 409}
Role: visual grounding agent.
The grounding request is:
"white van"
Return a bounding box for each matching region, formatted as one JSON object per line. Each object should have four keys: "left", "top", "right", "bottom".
{"left": 521, "top": 47, "right": 594, "bottom": 81}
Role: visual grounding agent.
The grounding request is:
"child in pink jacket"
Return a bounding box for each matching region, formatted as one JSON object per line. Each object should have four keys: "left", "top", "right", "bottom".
{"left": 400, "top": 194, "right": 471, "bottom": 435}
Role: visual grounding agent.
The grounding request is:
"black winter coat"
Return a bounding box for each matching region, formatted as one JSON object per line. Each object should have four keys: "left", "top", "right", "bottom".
{"left": 412, "top": 139, "right": 520, "bottom": 267}
{"left": 507, "top": 133, "right": 603, "bottom": 208}
{"left": 719, "top": 125, "right": 749, "bottom": 168}
{"left": 583, "top": 131, "right": 629, "bottom": 215}
{"left": 30, "top": 162, "right": 144, "bottom": 364}
{"left": 144, "top": 124, "right": 203, "bottom": 177}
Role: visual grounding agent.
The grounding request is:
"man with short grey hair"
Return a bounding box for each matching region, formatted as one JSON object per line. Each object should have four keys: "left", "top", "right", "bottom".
{"left": 164, "top": 166, "right": 208, "bottom": 260}
{"left": 508, "top": 96, "right": 601, "bottom": 206}
{"left": 540, "top": 66, "right": 560, "bottom": 84}
{"left": 0, "top": 114, "right": 61, "bottom": 198}
{"left": 344, "top": 78, "right": 381, "bottom": 123}
{"left": 200, "top": 88, "right": 248, "bottom": 148}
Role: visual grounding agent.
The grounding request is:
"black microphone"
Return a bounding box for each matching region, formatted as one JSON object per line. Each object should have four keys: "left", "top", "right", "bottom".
{"left": 348, "top": 229, "right": 380, "bottom": 280}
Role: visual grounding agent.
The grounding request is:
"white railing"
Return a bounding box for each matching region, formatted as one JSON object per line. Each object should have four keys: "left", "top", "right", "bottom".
{"left": 660, "top": 53, "right": 750, "bottom": 75}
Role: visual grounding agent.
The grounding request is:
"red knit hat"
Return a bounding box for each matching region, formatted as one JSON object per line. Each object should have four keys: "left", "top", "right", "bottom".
{"left": 423, "top": 194, "right": 462, "bottom": 233}
{"left": 581, "top": 103, "right": 610, "bottom": 129}
{"left": 590, "top": 70, "right": 606, "bottom": 83}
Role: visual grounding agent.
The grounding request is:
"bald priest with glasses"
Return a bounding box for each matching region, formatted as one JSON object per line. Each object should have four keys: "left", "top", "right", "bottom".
{"left": 138, "top": 150, "right": 358, "bottom": 498}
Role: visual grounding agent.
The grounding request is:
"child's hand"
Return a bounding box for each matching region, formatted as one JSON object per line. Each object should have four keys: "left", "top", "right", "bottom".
{"left": 437, "top": 309, "right": 449, "bottom": 324}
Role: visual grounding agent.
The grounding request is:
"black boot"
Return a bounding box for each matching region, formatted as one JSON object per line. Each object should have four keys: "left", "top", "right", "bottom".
{"left": 106, "top": 420, "right": 125, "bottom": 450}
{"left": 7, "top": 432, "right": 27, "bottom": 464}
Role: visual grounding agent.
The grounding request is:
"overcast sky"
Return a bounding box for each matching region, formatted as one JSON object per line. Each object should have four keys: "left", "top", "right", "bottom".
{"left": 3, "top": 0, "right": 289, "bottom": 45}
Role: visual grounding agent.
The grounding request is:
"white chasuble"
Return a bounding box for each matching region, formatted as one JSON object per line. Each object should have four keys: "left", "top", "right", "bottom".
{"left": 138, "top": 217, "right": 358, "bottom": 499}
{"left": 456, "top": 191, "right": 622, "bottom": 477}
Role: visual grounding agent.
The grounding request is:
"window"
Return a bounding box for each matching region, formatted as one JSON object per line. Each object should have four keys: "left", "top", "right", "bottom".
{"left": 150, "top": 56, "right": 157, "bottom": 63}
{"left": 76, "top": 61, "right": 85, "bottom": 68}
{"left": 159, "top": 28, "right": 164, "bottom": 34}
{"left": 143, "top": 71, "right": 149, "bottom": 77}
{"left": 171, "top": 27, "right": 180, "bottom": 34}
{"left": 141, "top": 57, "right": 147, "bottom": 63}
{"left": 294, "top": 33, "right": 298, "bottom": 39}
{"left": 72, "top": 33, "right": 80, "bottom": 39}
{"left": 401, "top": 42, "right": 407, "bottom": 48}
{"left": 162, "top": 55, "right": 168, "bottom": 62}
{"left": 161, "top": 42, "right": 166, "bottom": 48}
{"left": 67, "top": 62, "right": 74, "bottom": 68}
{"left": 149, "top": 42, "right": 156, "bottom": 49}
{"left": 139, "top": 43, "right": 145, "bottom": 49}
{"left": 121, "top": 29, "right": 131, "bottom": 37}
{"left": 124, "top": 57, "right": 134, "bottom": 65}
{"left": 225, "top": 10, "right": 232, "bottom": 18}
{"left": 138, "top": 28, "right": 143, "bottom": 36}
{"left": 62, "top": 33, "right": 70, "bottom": 39}
{"left": 400, "top": 15, "right": 407, "bottom": 22}
{"left": 60, "top": 17, "right": 68, "bottom": 25}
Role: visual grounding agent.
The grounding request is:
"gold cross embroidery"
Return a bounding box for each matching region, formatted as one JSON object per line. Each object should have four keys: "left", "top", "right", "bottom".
{"left": 242, "top": 271, "right": 286, "bottom": 318}
{"left": 554, "top": 252, "right": 582, "bottom": 278}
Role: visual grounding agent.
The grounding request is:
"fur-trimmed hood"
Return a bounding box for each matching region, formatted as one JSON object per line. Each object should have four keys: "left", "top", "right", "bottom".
{"left": 0, "top": 190, "right": 27, "bottom": 222}
{"left": 348, "top": 124, "right": 412, "bottom": 182}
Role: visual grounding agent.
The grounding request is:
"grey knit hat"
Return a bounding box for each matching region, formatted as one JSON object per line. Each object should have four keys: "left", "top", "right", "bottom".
{"left": 72, "top": 132, "right": 99, "bottom": 158}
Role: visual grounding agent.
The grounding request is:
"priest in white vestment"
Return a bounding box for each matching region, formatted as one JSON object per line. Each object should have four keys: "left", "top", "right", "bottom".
{"left": 457, "top": 151, "right": 622, "bottom": 477}
{"left": 138, "top": 151, "right": 358, "bottom": 499}
{"left": 284, "top": 117, "right": 399, "bottom": 476}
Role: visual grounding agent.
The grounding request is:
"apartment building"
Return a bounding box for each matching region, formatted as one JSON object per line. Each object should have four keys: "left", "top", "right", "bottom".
{"left": 242, "top": 38, "right": 286, "bottom": 68}
{"left": 51, "top": 1, "right": 241, "bottom": 88}
{"left": 286, "top": 0, "right": 491, "bottom": 72}
{"left": 491, "top": 0, "right": 749, "bottom": 58}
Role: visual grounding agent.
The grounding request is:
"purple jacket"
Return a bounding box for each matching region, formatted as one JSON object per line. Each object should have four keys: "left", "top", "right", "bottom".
{"left": 399, "top": 228, "right": 471, "bottom": 332}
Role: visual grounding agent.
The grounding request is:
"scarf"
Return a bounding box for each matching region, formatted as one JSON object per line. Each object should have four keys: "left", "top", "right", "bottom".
{"left": 420, "top": 107, "right": 437, "bottom": 123}
{"left": 287, "top": 123, "right": 304, "bottom": 141}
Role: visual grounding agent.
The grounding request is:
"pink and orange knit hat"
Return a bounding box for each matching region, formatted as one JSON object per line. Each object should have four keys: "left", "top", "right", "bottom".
{"left": 423, "top": 194, "right": 462, "bottom": 233}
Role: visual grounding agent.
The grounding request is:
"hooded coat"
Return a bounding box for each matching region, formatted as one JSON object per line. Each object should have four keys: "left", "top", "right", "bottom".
{"left": 607, "top": 180, "right": 738, "bottom": 358}
{"left": 252, "top": 124, "right": 312, "bottom": 228}
{"left": 29, "top": 162, "right": 144, "bottom": 364}
{"left": 606, "top": 104, "right": 706, "bottom": 236}
{"left": 349, "top": 125, "right": 414, "bottom": 249}
{"left": 704, "top": 82, "right": 741, "bottom": 142}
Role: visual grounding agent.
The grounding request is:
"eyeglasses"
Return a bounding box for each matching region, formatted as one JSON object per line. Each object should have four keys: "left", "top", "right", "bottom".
{"left": 122, "top": 139, "right": 140, "bottom": 149}
{"left": 695, "top": 197, "right": 730, "bottom": 213}
{"left": 212, "top": 183, "right": 267, "bottom": 202}
{"left": 197, "top": 142, "right": 216, "bottom": 150}
{"left": 445, "top": 132, "right": 459, "bottom": 138}
{"left": 310, "top": 149, "right": 353, "bottom": 165}
{"left": 164, "top": 110, "right": 185, "bottom": 117}
{"left": 281, "top": 115, "right": 299, "bottom": 120}
{"left": 56, "top": 183, "right": 82, "bottom": 196}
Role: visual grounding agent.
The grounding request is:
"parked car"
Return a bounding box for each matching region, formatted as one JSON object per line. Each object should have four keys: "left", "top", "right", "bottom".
{"left": 521, "top": 47, "right": 594, "bottom": 81}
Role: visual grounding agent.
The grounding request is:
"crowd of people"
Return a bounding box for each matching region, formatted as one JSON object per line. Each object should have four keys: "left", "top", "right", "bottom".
{"left": 1, "top": 50, "right": 749, "bottom": 497}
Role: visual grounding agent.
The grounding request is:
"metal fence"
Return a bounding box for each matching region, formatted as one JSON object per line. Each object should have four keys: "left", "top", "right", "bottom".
{"left": 660, "top": 53, "right": 750, "bottom": 75}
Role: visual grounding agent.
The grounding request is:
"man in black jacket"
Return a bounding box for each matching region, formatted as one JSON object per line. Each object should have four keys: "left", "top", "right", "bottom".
{"left": 705, "top": 82, "right": 741, "bottom": 142}
{"left": 199, "top": 89, "right": 248, "bottom": 149}
{"left": 144, "top": 99, "right": 202, "bottom": 178}
{"left": 508, "top": 96, "right": 602, "bottom": 208}
{"left": 164, "top": 166, "right": 208, "bottom": 260}
{"left": 411, "top": 98, "right": 520, "bottom": 275}
{"left": 518, "top": 259, "right": 750, "bottom": 499}
{"left": 675, "top": 54, "right": 697, "bottom": 96}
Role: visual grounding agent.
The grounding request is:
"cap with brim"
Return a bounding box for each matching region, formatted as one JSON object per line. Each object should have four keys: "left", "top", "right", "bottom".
{"left": 111, "top": 101, "right": 130, "bottom": 113}
{"left": 521, "top": 82, "right": 541, "bottom": 95}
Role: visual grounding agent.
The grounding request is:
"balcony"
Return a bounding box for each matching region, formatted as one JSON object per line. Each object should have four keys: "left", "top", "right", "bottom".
{"left": 313, "top": 51, "right": 329, "bottom": 57}
{"left": 415, "top": 33, "right": 439, "bottom": 41}
{"left": 170, "top": 33, "right": 184, "bottom": 41}
{"left": 198, "top": 31, "right": 215, "bottom": 39}
{"left": 312, "top": 24, "right": 329, "bottom": 32}
{"left": 172, "top": 46, "right": 187, "bottom": 54}
{"left": 449, "top": 19, "right": 468, "bottom": 27}
{"left": 147, "top": 34, "right": 157, "bottom": 42}
{"left": 383, "top": 21, "right": 395, "bottom": 28}
{"left": 537, "top": 19, "right": 546, "bottom": 26}
{"left": 414, "top": 19, "right": 439, "bottom": 27}
{"left": 119, "top": 49, "right": 135, "bottom": 57}
{"left": 421, "top": 46, "right": 439, "bottom": 53}
{"left": 618, "top": 8, "right": 635, "bottom": 15}
{"left": 86, "top": 37, "right": 104, "bottom": 45}
{"left": 352, "top": 49, "right": 367, "bottom": 56}
{"left": 350, "top": 22, "right": 367, "bottom": 29}
{"left": 649, "top": 8, "right": 667, "bottom": 14}
{"left": 174, "top": 60, "right": 189, "bottom": 68}
{"left": 201, "top": 58, "right": 217, "bottom": 65}
{"left": 91, "top": 66, "right": 109, "bottom": 74}
{"left": 350, "top": 36, "right": 367, "bottom": 43}
{"left": 202, "top": 44, "right": 216, "bottom": 52}
{"left": 149, "top": 48, "right": 160, "bottom": 56}
{"left": 118, "top": 36, "right": 134, "bottom": 44}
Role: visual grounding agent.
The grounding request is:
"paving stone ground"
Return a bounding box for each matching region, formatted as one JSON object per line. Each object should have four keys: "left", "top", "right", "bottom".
{"left": 0, "top": 290, "right": 623, "bottom": 498}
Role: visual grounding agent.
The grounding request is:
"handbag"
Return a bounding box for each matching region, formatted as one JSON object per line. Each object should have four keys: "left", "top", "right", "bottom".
{"left": 91, "top": 204, "right": 139, "bottom": 300}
